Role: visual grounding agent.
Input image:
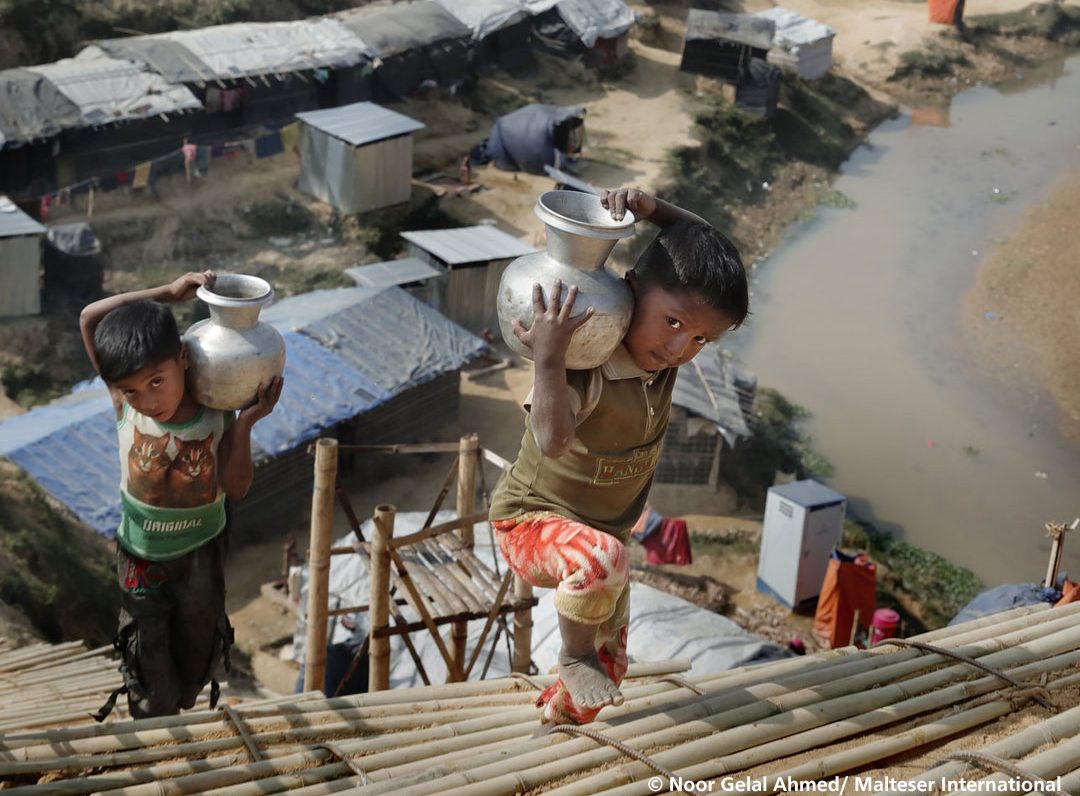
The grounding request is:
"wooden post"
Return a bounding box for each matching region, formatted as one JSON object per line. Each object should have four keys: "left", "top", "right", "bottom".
{"left": 303, "top": 438, "right": 338, "bottom": 694}
{"left": 512, "top": 575, "right": 534, "bottom": 673}
{"left": 450, "top": 434, "right": 479, "bottom": 680}
{"left": 369, "top": 504, "right": 395, "bottom": 692}
{"left": 1044, "top": 519, "right": 1077, "bottom": 588}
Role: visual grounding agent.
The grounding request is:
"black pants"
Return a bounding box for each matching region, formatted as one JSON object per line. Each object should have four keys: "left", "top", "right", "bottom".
{"left": 114, "top": 532, "right": 232, "bottom": 718}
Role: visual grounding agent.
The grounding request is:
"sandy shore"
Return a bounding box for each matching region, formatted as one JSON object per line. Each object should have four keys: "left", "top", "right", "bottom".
{"left": 963, "top": 166, "right": 1080, "bottom": 440}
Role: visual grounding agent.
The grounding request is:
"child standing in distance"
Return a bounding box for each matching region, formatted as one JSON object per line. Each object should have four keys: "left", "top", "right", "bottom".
{"left": 489, "top": 187, "right": 749, "bottom": 727}
{"left": 80, "top": 271, "right": 283, "bottom": 718}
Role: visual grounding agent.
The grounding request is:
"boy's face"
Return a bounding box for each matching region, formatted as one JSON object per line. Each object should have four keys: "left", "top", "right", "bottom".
{"left": 623, "top": 279, "right": 736, "bottom": 372}
{"left": 110, "top": 349, "right": 189, "bottom": 423}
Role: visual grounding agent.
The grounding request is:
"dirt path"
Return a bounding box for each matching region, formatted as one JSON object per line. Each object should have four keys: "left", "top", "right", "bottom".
{"left": 963, "top": 166, "right": 1080, "bottom": 441}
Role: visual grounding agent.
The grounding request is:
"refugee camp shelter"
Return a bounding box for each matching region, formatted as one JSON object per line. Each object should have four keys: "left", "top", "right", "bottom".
{"left": 345, "top": 257, "right": 441, "bottom": 306}
{"left": 0, "top": 285, "right": 487, "bottom": 542}
{"left": 528, "top": 0, "right": 636, "bottom": 64}
{"left": 680, "top": 9, "right": 775, "bottom": 83}
{"left": 336, "top": 2, "right": 472, "bottom": 99}
{"left": 401, "top": 224, "right": 537, "bottom": 333}
{"left": 735, "top": 57, "right": 782, "bottom": 118}
{"left": 42, "top": 222, "right": 104, "bottom": 310}
{"left": 0, "top": 197, "right": 45, "bottom": 318}
{"left": 435, "top": 0, "right": 536, "bottom": 72}
{"left": 295, "top": 101, "right": 424, "bottom": 215}
{"left": 755, "top": 5, "right": 835, "bottom": 80}
{"left": 657, "top": 343, "right": 755, "bottom": 487}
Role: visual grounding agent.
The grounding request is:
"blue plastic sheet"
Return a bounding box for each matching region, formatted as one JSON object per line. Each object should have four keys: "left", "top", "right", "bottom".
{"left": 948, "top": 583, "right": 1061, "bottom": 625}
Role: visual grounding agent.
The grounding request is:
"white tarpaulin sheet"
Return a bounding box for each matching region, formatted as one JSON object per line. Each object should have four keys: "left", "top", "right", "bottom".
{"left": 754, "top": 6, "right": 834, "bottom": 80}
{"left": 27, "top": 47, "right": 201, "bottom": 126}
{"left": 434, "top": 0, "right": 531, "bottom": 39}
{"left": 755, "top": 6, "right": 835, "bottom": 47}
{"left": 292, "top": 511, "right": 786, "bottom": 688}
{"left": 535, "top": 0, "right": 636, "bottom": 47}
{"left": 147, "top": 19, "right": 373, "bottom": 81}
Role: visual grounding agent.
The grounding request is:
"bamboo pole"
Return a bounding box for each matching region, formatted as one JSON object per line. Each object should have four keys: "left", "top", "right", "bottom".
{"left": 512, "top": 574, "right": 533, "bottom": 673}
{"left": 450, "top": 434, "right": 479, "bottom": 681}
{"left": 369, "top": 504, "right": 395, "bottom": 692}
{"left": 304, "top": 438, "right": 338, "bottom": 694}
{"left": 1043, "top": 520, "right": 1075, "bottom": 588}
{"left": 394, "top": 616, "right": 1080, "bottom": 796}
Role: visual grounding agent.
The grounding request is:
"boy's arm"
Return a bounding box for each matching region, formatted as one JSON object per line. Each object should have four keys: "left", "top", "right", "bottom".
{"left": 218, "top": 376, "right": 284, "bottom": 501}
{"left": 513, "top": 281, "right": 594, "bottom": 459}
{"left": 600, "top": 187, "right": 707, "bottom": 229}
{"left": 79, "top": 270, "right": 216, "bottom": 374}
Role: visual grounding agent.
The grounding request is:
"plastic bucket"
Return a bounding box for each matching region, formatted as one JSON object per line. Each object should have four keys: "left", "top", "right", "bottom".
{"left": 869, "top": 608, "right": 901, "bottom": 644}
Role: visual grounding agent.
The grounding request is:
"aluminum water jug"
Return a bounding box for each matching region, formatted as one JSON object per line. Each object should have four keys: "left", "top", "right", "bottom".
{"left": 497, "top": 191, "right": 635, "bottom": 370}
{"left": 183, "top": 274, "right": 286, "bottom": 410}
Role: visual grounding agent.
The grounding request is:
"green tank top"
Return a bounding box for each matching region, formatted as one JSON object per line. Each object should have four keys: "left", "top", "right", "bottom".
{"left": 115, "top": 403, "right": 231, "bottom": 561}
{"left": 489, "top": 347, "right": 677, "bottom": 542}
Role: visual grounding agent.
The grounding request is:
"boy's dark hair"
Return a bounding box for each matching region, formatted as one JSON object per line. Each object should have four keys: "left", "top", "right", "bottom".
{"left": 632, "top": 219, "right": 750, "bottom": 329}
{"left": 94, "top": 300, "right": 182, "bottom": 383}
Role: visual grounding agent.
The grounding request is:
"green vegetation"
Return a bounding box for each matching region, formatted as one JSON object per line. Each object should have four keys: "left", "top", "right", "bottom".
{"left": 719, "top": 387, "right": 834, "bottom": 511}
{"left": 971, "top": 2, "right": 1080, "bottom": 45}
{"left": 0, "top": 460, "right": 118, "bottom": 645}
{"left": 842, "top": 519, "right": 983, "bottom": 628}
{"left": 818, "top": 188, "right": 857, "bottom": 209}
{"left": 891, "top": 46, "right": 971, "bottom": 80}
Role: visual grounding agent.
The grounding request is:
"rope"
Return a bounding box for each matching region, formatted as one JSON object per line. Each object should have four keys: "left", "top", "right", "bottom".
{"left": 941, "top": 751, "right": 1068, "bottom": 796}
{"left": 657, "top": 675, "right": 705, "bottom": 696}
{"left": 221, "top": 705, "right": 264, "bottom": 762}
{"left": 509, "top": 672, "right": 547, "bottom": 691}
{"left": 547, "top": 724, "right": 676, "bottom": 780}
{"left": 872, "top": 638, "right": 1054, "bottom": 710}
{"left": 317, "top": 742, "right": 371, "bottom": 784}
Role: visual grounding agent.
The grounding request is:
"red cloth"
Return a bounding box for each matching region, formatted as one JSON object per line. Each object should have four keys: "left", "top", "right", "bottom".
{"left": 813, "top": 552, "right": 877, "bottom": 649}
{"left": 640, "top": 517, "right": 692, "bottom": 565}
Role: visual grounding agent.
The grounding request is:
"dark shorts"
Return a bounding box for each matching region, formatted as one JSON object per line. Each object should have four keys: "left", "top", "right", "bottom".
{"left": 114, "top": 531, "right": 232, "bottom": 718}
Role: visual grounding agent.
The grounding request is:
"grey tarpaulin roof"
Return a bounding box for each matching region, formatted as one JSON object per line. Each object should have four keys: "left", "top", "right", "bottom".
{"left": 0, "top": 197, "right": 46, "bottom": 237}
{"left": 96, "top": 19, "right": 374, "bottom": 84}
{"left": 0, "top": 286, "right": 487, "bottom": 537}
{"left": 346, "top": 258, "right": 441, "bottom": 288}
{"left": 684, "top": 9, "right": 775, "bottom": 49}
{"left": 295, "top": 101, "right": 424, "bottom": 146}
{"left": 433, "top": 0, "right": 531, "bottom": 39}
{"left": 755, "top": 5, "right": 835, "bottom": 47}
{"left": 26, "top": 47, "right": 201, "bottom": 127}
{"left": 401, "top": 224, "right": 537, "bottom": 265}
{"left": 0, "top": 68, "right": 83, "bottom": 145}
{"left": 527, "top": 0, "right": 636, "bottom": 47}
{"left": 336, "top": 1, "right": 471, "bottom": 56}
{"left": 672, "top": 343, "right": 754, "bottom": 445}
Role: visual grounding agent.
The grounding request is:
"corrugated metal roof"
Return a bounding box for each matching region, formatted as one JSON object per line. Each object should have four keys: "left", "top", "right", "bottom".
{"left": 336, "top": 1, "right": 472, "bottom": 56}
{"left": 685, "top": 9, "right": 775, "bottom": 49}
{"left": 296, "top": 101, "right": 424, "bottom": 146}
{"left": 0, "top": 197, "right": 46, "bottom": 237}
{"left": 433, "top": 0, "right": 531, "bottom": 39}
{"left": 346, "top": 258, "right": 441, "bottom": 288}
{"left": 672, "top": 343, "right": 753, "bottom": 445}
{"left": 756, "top": 6, "right": 835, "bottom": 46}
{"left": 401, "top": 224, "right": 536, "bottom": 265}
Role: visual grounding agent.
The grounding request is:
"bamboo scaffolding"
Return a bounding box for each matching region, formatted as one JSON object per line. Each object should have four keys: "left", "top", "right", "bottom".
{"left": 304, "top": 438, "right": 338, "bottom": 693}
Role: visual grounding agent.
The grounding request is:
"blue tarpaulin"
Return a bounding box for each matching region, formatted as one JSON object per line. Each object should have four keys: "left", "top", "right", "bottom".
{"left": 0, "top": 286, "right": 487, "bottom": 537}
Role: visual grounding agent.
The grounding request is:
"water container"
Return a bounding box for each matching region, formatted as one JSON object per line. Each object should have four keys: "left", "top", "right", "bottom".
{"left": 869, "top": 608, "right": 901, "bottom": 645}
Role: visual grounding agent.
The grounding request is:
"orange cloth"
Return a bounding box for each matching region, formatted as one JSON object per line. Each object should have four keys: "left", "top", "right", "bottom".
{"left": 1055, "top": 578, "right": 1080, "bottom": 607}
{"left": 929, "top": 0, "right": 960, "bottom": 24}
{"left": 813, "top": 551, "right": 877, "bottom": 649}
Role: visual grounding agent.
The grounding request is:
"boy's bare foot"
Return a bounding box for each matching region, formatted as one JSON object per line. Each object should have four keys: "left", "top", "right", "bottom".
{"left": 558, "top": 649, "right": 624, "bottom": 709}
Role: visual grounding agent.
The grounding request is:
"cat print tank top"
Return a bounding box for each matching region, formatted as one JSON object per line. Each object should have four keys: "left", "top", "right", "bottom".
{"left": 116, "top": 403, "right": 232, "bottom": 560}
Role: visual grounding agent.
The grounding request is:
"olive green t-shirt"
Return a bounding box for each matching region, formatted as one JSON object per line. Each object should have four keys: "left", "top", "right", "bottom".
{"left": 489, "top": 345, "right": 677, "bottom": 542}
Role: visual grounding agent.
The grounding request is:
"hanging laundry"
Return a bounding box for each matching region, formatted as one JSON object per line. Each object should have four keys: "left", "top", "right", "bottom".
{"left": 254, "top": 131, "right": 284, "bottom": 159}
{"left": 195, "top": 145, "right": 211, "bottom": 174}
{"left": 638, "top": 517, "right": 693, "bottom": 565}
{"left": 99, "top": 174, "right": 119, "bottom": 191}
{"left": 87, "top": 185, "right": 94, "bottom": 218}
{"left": 280, "top": 122, "right": 301, "bottom": 154}
{"left": 239, "top": 139, "right": 257, "bottom": 159}
{"left": 56, "top": 187, "right": 71, "bottom": 207}
{"left": 116, "top": 170, "right": 131, "bottom": 186}
{"left": 182, "top": 142, "right": 197, "bottom": 182}
{"left": 221, "top": 88, "right": 242, "bottom": 112}
{"left": 132, "top": 162, "right": 152, "bottom": 189}
{"left": 205, "top": 87, "right": 223, "bottom": 113}
{"left": 39, "top": 193, "right": 52, "bottom": 221}
{"left": 313, "top": 67, "right": 330, "bottom": 84}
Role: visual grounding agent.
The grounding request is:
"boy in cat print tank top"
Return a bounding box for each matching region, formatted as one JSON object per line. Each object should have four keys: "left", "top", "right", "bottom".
{"left": 80, "top": 271, "right": 283, "bottom": 719}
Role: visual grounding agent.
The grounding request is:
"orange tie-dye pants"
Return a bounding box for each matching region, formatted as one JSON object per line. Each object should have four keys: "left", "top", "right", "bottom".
{"left": 493, "top": 512, "right": 630, "bottom": 725}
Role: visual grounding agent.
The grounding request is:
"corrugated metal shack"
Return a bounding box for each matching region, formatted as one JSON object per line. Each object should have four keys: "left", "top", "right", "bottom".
{"left": 680, "top": 9, "right": 775, "bottom": 83}
{"left": 528, "top": 0, "right": 637, "bottom": 64}
{"left": 659, "top": 344, "right": 755, "bottom": 487}
{"left": 295, "top": 101, "right": 424, "bottom": 215}
{"left": 0, "top": 197, "right": 45, "bottom": 318}
{"left": 756, "top": 5, "right": 835, "bottom": 81}
{"left": 345, "top": 257, "right": 442, "bottom": 306}
{"left": 0, "top": 285, "right": 488, "bottom": 543}
{"left": 401, "top": 224, "right": 537, "bottom": 334}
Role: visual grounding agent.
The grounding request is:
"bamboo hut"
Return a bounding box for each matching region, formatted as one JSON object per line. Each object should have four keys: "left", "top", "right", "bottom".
{"left": 4, "top": 602, "right": 1080, "bottom": 794}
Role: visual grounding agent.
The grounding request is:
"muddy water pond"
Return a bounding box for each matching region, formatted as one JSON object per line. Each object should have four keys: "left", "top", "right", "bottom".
{"left": 734, "top": 54, "right": 1080, "bottom": 586}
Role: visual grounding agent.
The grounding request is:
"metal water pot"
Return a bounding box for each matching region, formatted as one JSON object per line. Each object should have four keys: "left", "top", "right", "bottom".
{"left": 183, "top": 274, "right": 286, "bottom": 410}
{"left": 497, "top": 191, "right": 635, "bottom": 370}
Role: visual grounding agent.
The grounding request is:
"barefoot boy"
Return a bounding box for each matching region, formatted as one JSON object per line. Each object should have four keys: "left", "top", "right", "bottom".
{"left": 489, "top": 188, "right": 749, "bottom": 726}
{"left": 80, "top": 271, "right": 283, "bottom": 718}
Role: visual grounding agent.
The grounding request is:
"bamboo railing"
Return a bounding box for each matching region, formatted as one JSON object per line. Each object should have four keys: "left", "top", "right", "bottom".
{"left": 3, "top": 603, "right": 1080, "bottom": 794}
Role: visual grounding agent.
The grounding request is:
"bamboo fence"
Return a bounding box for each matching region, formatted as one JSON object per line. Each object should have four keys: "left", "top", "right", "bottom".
{"left": 2, "top": 602, "right": 1079, "bottom": 795}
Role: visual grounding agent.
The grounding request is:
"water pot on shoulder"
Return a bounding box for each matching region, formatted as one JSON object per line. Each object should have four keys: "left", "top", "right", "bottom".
{"left": 183, "top": 274, "right": 286, "bottom": 411}
{"left": 497, "top": 191, "right": 635, "bottom": 370}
